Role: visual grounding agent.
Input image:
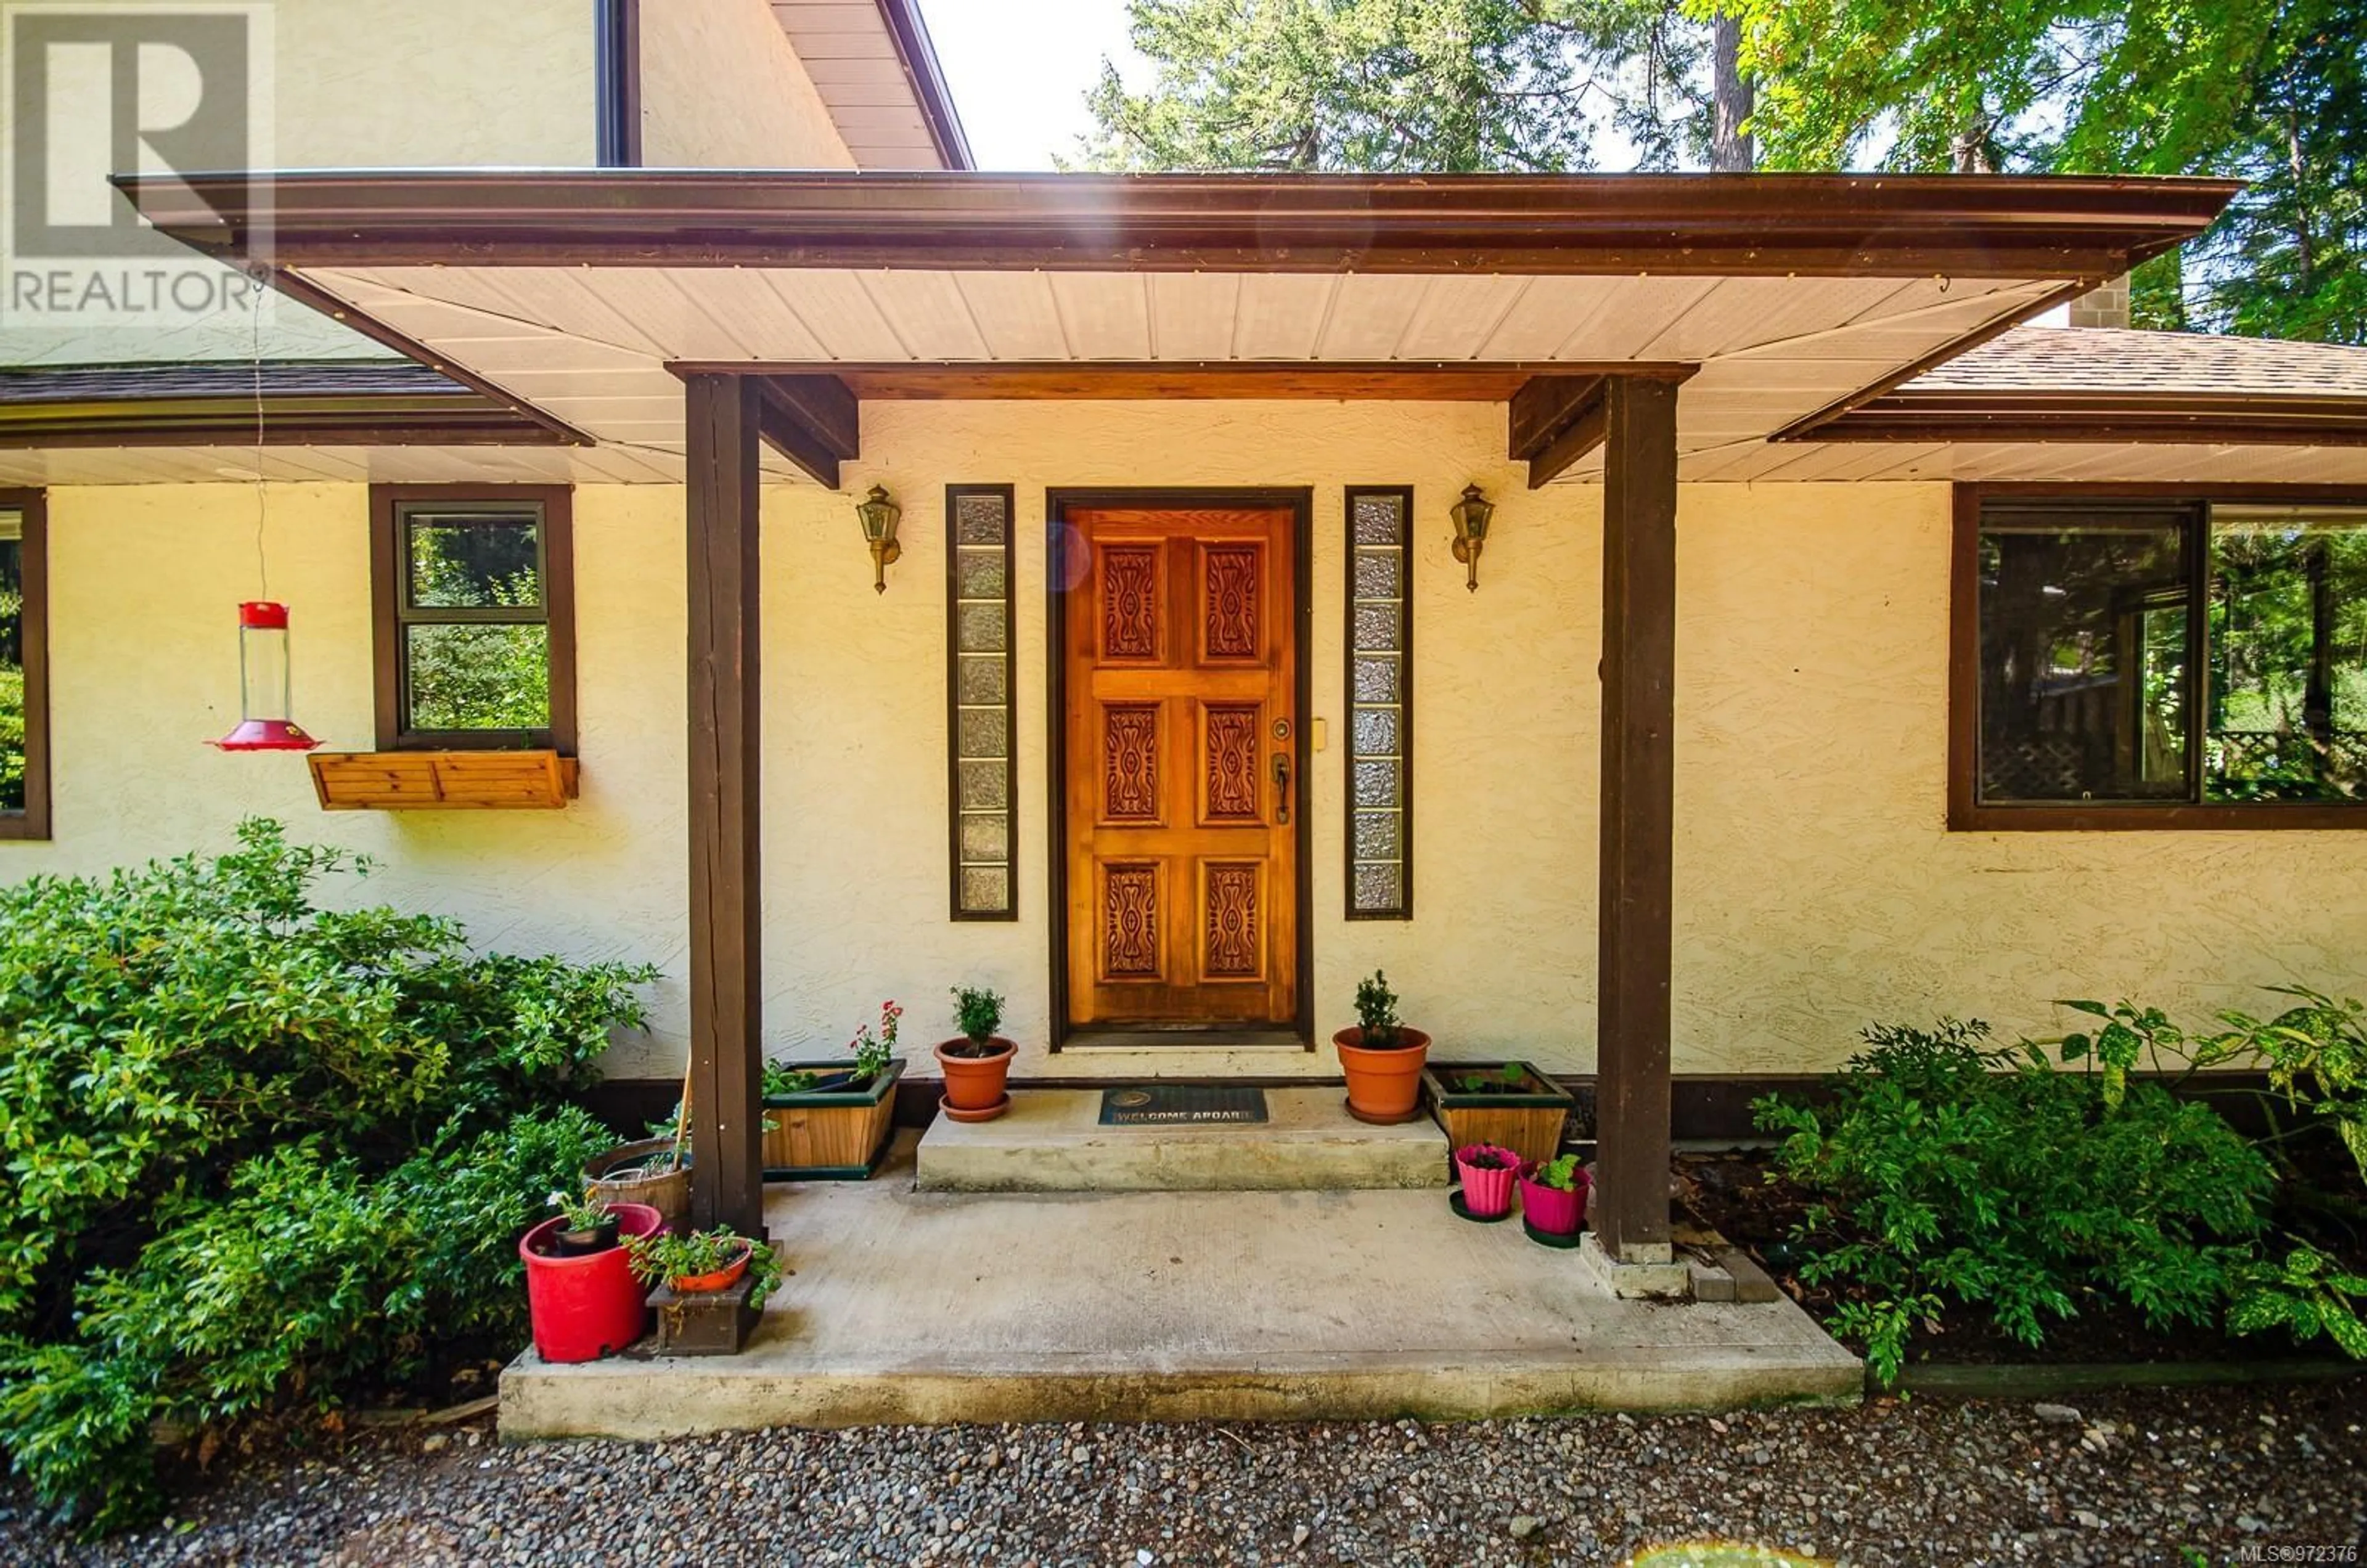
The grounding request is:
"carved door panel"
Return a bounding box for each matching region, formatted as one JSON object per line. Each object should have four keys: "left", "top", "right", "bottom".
{"left": 1063, "top": 507, "right": 1297, "bottom": 1029}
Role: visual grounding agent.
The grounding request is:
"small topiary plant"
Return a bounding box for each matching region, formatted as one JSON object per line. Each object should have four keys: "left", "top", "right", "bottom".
{"left": 1354, "top": 970, "right": 1403, "bottom": 1048}
{"left": 949, "top": 984, "right": 1007, "bottom": 1056}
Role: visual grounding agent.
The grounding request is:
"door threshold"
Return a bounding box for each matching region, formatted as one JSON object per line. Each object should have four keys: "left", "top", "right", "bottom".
{"left": 1062, "top": 1027, "right": 1310, "bottom": 1052}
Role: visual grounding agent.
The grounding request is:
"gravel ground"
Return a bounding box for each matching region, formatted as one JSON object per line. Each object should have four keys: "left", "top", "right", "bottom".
{"left": 4, "top": 1384, "right": 2361, "bottom": 1567}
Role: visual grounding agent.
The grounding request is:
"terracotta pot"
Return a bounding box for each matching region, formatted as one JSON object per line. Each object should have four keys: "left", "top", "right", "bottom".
{"left": 1333, "top": 1026, "right": 1432, "bottom": 1121}
{"left": 1454, "top": 1144, "right": 1521, "bottom": 1219}
{"left": 669, "top": 1241, "right": 753, "bottom": 1295}
{"left": 1518, "top": 1165, "right": 1590, "bottom": 1235}
{"left": 934, "top": 1036, "right": 1016, "bottom": 1116}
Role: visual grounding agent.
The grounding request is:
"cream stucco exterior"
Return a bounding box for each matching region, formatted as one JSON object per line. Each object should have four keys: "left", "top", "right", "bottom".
{"left": 3, "top": 0, "right": 596, "bottom": 368}
{"left": 637, "top": 0, "right": 857, "bottom": 169}
{"left": 10, "top": 402, "right": 2360, "bottom": 1085}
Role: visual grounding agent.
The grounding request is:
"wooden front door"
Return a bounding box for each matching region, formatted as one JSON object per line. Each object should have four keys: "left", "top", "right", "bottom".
{"left": 1062, "top": 505, "right": 1299, "bottom": 1031}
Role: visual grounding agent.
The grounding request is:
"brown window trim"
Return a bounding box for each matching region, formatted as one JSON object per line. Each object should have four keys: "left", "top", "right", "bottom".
{"left": 1950, "top": 481, "right": 2367, "bottom": 831}
{"left": 368, "top": 484, "right": 576, "bottom": 754}
{"left": 0, "top": 489, "right": 50, "bottom": 841}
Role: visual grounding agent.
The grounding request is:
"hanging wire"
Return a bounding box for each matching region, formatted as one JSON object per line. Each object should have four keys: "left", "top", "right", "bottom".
{"left": 248, "top": 269, "right": 269, "bottom": 600}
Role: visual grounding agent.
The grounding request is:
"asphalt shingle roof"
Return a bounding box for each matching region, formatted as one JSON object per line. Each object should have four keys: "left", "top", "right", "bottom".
{"left": 1906, "top": 326, "right": 2367, "bottom": 398}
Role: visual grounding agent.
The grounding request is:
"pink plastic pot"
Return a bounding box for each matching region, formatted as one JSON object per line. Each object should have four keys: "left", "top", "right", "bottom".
{"left": 520, "top": 1201, "right": 663, "bottom": 1363}
{"left": 1453, "top": 1144, "right": 1521, "bottom": 1219}
{"left": 1518, "top": 1164, "right": 1591, "bottom": 1235}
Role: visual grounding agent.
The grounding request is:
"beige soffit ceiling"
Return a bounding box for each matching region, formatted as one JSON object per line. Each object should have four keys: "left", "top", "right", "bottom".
{"left": 769, "top": 0, "right": 972, "bottom": 171}
{"left": 288, "top": 262, "right": 2073, "bottom": 481}
{"left": 86, "top": 169, "right": 2248, "bottom": 484}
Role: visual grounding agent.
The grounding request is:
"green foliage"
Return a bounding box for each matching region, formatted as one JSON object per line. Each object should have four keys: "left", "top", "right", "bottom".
{"left": 1454, "top": 1063, "right": 1531, "bottom": 1093}
{"left": 624, "top": 1227, "right": 785, "bottom": 1309}
{"left": 761, "top": 1061, "right": 820, "bottom": 1098}
{"left": 1531, "top": 1153, "right": 1584, "bottom": 1191}
{"left": 403, "top": 523, "right": 550, "bottom": 733}
{"left": 1353, "top": 970, "right": 1403, "bottom": 1047}
{"left": 0, "top": 822, "right": 654, "bottom": 1532}
{"left": 2212, "top": 987, "right": 2367, "bottom": 1183}
{"left": 0, "top": 1106, "right": 615, "bottom": 1534}
{"left": 2226, "top": 1243, "right": 2367, "bottom": 1358}
{"left": 1084, "top": 0, "right": 1711, "bottom": 172}
{"left": 1759, "top": 1019, "right": 2276, "bottom": 1385}
{"left": 848, "top": 1000, "right": 901, "bottom": 1083}
{"left": 1714, "top": 0, "right": 2365, "bottom": 341}
{"left": 950, "top": 984, "right": 1006, "bottom": 1045}
{"left": 545, "top": 1185, "right": 612, "bottom": 1234}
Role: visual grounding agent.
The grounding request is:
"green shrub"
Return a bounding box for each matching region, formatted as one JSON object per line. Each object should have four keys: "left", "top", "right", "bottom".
{"left": 0, "top": 821, "right": 655, "bottom": 1532}
{"left": 1758, "top": 1019, "right": 2276, "bottom": 1384}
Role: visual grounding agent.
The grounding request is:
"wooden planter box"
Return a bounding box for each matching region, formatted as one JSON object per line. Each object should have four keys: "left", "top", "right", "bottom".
{"left": 761, "top": 1058, "right": 904, "bottom": 1180}
{"left": 1421, "top": 1061, "right": 1575, "bottom": 1169}
{"left": 309, "top": 749, "right": 579, "bottom": 811}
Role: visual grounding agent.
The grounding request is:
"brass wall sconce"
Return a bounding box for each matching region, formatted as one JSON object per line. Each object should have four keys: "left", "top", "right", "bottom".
{"left": 854, "top": 483, "right": 902, "bottom": 594}
{"left": 1449, "top": 482, "right": 1495, "bottom": 592}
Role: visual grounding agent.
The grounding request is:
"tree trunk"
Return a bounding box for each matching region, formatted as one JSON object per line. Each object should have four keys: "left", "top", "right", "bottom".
{"left": 1951, "top": 121, "right": 1997, "bottom": 174}
{"left": 1711, "top": 12, "right": 1754, "bottom": 172}
{"left": 2287, "top": 106, "right": 2315, "bottom": 293}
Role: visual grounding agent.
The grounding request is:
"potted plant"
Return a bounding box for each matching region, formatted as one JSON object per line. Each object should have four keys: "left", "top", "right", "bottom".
{"left": 625, "top": 1226, "right": 786, "bottom": 1307}
{"left": 758, "top": 1001, "right": 907, "bottom": 1179}
{"left": 519, "top": 1198, "right": 665, "bottom": 1363}
{"left": 936, "top": 984, "right": 1016, "bottom": 1122}
{"left": 1333, "top": 970, "right": 1431, "bottom": 1124}
{"left": 1452, "top": 1143, "right": 1521, "bottom": 1220}
{"left": 1421, "top": 1059, "right": 1576, "bottom": 1169}
{"left": 1518, "top": 1153, "right": 1591, "bottom": 1246}
{"left": 546, "top": 1188, "right": 621, "bottom": 1257}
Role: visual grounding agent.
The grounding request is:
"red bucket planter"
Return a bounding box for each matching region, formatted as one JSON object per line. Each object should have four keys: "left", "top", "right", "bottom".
{"left": 520, "top": 1201, "right": 663, "bottom": 1363}
{"left": 1452, "top": 1145, "right": 1522, "bottom": 1219}
{"left": 1518, "top": 1163, "right": 1591, "bottom": 1235}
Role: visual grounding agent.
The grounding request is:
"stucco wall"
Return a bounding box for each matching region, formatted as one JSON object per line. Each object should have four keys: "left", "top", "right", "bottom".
{"left": 9, "top": 417, "right": 2360, "bottom": 1084}
{"left": 4, "top": 0, "right": 595, "bottom": 367}
{"left": 637, "top": 0, "right": 856, "bottom": 169}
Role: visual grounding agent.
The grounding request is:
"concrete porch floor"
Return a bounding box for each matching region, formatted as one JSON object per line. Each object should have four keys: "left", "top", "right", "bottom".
{"left": 501, "top": 1132, "right": 1862, "bottom": 1440}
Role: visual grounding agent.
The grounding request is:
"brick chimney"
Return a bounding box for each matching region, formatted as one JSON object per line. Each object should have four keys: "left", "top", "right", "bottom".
{"left": 2067, "top": 274, "right": 2131, "bottom": 330}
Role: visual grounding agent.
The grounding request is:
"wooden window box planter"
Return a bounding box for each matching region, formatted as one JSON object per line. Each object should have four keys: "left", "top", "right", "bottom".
{"left": 1421, "top": 1061, "right": 1575, "bottom": 1169}
{"left": 761, "top": 1058, "right": 905, "bottom": 1180}
{"left": 308, "top": 749, "right": 579, "bottom": 811}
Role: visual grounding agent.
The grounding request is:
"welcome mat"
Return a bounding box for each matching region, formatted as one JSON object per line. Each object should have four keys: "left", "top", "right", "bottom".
{"left": 1098, "top": 1085, "right": 1269, "bottom": 1125}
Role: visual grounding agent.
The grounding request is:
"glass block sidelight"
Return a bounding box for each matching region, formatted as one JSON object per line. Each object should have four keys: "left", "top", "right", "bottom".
{"left": 947, "top": 486, "right": 1016, "bottom": 918}
{"left": 1345, "top": 488, "right": 1413, "bottom": 918}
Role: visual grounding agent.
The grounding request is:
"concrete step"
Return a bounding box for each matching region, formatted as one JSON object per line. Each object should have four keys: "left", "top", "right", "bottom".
{"left": 914, "top": 1087, "right": 1450, "bottom": 1192}
{"left": 500, "top": 1133, "right": 1864, "bottom": 1440}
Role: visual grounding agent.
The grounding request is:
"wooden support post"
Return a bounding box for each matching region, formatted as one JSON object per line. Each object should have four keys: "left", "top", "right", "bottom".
{"left": 1594, "top": 375, "right": 1680, "bottom": 1264}
{"left": 684, "top": 373, "right": 766, "bottom": 1239}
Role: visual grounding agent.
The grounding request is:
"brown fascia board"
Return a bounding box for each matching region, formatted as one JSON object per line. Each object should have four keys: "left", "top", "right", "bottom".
{"left": 0, "top": 392, "right": 560, "bottom": 449}
{"left": 115, "top": 169, "right": 2238, "bottom": 279}
{"left": 1803, "top": 388, "right": 2367, "bottom": 447}
{"left": 873, "top": 0, "right": 973, "bottom": 171}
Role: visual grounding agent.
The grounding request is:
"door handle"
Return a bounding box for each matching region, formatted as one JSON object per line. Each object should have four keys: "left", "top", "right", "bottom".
{"left": 1272, "top": 752, "right": 1291, "bottom": 825}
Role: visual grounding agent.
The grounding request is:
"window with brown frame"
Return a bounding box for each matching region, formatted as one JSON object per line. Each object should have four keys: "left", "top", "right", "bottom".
{"left": 1955, "top": 488, "right": 2367, "bottom": 829}
{"left": 0, "top": 490, "right": 50, "bottom": 841}
{"left": 369, "top": 486, "right": 575, "bottom": 753}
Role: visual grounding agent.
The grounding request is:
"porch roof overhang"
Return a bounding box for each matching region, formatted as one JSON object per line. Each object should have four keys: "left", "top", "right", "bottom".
{"left": 1691, "top": 325, "right": 2367, "bottom": 484}
{"left": 0, "top": 360, "right": 563, "bottom": 450}
{"left": 115, "top": 168, "right": 2238, "bottom": 486}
